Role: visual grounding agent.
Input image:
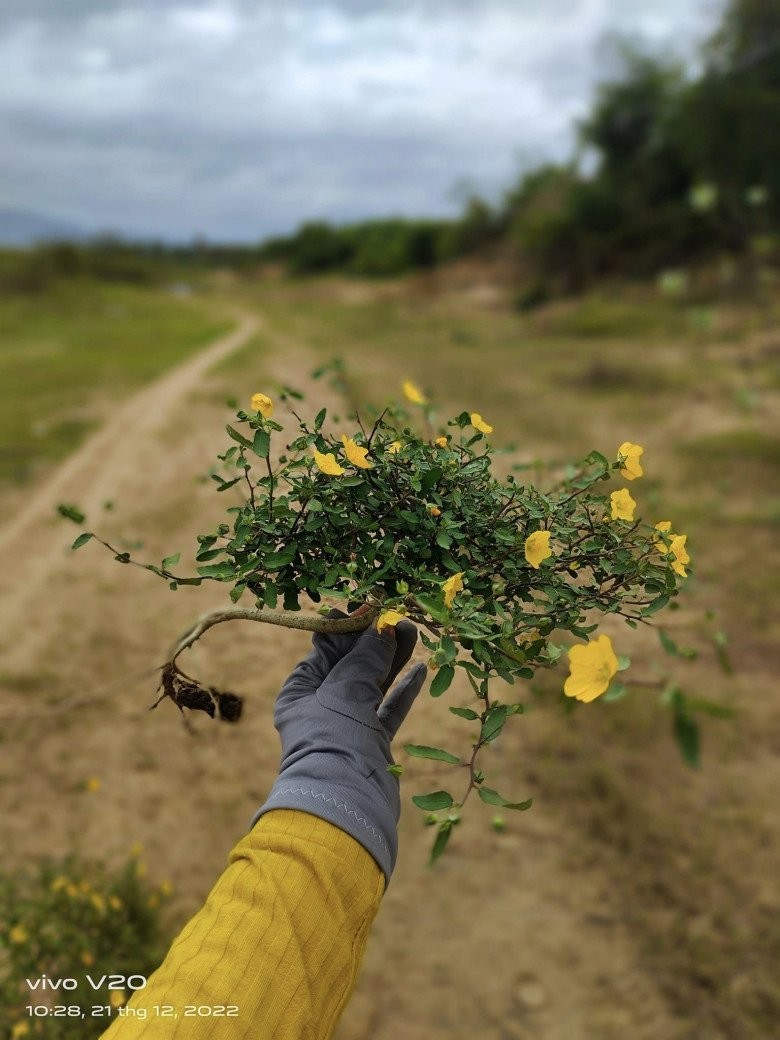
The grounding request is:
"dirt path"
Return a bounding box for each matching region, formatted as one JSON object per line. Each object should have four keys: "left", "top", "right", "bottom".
{"left": 0, "top": 310, "right": 259, "bottom": 668}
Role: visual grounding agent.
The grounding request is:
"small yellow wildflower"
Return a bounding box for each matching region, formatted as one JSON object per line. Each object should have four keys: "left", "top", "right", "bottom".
{"left": 65, "top": 884, "right": 78, "bottom": 899}
{"left": 564, "top": 634, "right": 619, "bottom": 703}
{"left": 90, "top": 893, "right": 106, "bottom": 914}
{"left": 341, "top": 435, "right": 374, "bottom": 470}
{"left": 110, "top": 990, "right": 127, "bottom": 1009}
{"left": 108, "top": 895, "right": 122, "bottom": 911}
{"left": 81, "top": 951, "right": 95, "bottom": 967}
{"left": 387, "top": 440, "right": 402, "bottom": 454}
{"left": 402, "top": 380, "right": 426, "bottom": 405}
{"left": 610, "top": 488, "right": 636, "bottom": 521}
{"left": 617, "top": 441, "right": 644, "bottom": 480}
{"left": 377, "top": 609, "right": 406, "bottom": 634}
{"left": 312, "top": 448, "right": 345, "bottom": 476}
{"left": 51, "top": 876, "right": 68, "bottom": 893}
{"left": 524, "top": 530, "right": 552, "bottom": 569}
{"left": 11, "top": 1022, "right": 30, "bottom": 1039}
{"left": 9, "top": 925, "right": 28, "bottom": 944}
{"left": 669, "top": 534, "right": 690, "bottom": 578}
{"left": 435, "top": 436, "right": 448, "bottom": 447}
{"left": 85, "top": 776, "right": 101, "bottom": 793}
{"left": 250, "top": 392, "right": 274, "bottom": 418}
{"left": 428, "top": 505, "right": 442, "bottom": 517}
{"left": 442, "top": 572, "right": 465, "bottom": 609}
{"left": 159, "top": 880, "right": 173, "bottom": 897}
{"left": 470, "top": 412, "right": 493, "bottom": 435}
{"left": 654, "top": 520, "right": 673, "bottom": 551}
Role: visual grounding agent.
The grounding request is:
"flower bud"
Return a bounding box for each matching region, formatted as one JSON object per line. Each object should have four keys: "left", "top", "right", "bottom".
{"left": 396, "top": 579, "right": 409, "bottom": 595}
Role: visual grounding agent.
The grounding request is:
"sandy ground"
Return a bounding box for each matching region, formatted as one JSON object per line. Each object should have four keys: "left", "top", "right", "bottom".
{"left": 0, "top": 296, "right": 770, "bottom": 1040}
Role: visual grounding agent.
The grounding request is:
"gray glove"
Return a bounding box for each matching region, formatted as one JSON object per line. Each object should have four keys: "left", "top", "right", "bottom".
{"left": 250, "top": 609, "right": 428, "bottom": 886}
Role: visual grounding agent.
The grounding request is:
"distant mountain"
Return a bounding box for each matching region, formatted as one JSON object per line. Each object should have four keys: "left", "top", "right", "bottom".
{"left": 0, "top": 208, "right": 86, "bottom": 246}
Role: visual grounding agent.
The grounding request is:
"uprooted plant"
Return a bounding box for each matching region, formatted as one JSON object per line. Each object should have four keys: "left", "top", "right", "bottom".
{"left": 64, "top": 372, "right": 706, "bottom": 862}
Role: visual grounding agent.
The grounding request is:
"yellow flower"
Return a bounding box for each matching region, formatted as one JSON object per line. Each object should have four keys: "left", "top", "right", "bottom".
{"left": 387, "top": 440, "right": 402, "bottom": 454}
{"left": 435, "top": 436, "right": 448, "bottom": 447}
{"left": 108, "top": 895, "right": 122, "bottom": 911}
{"left": 110, "top": 990, "right": 127, "bottom": 1009}
{"left": 377, "top": 609, "right": 406, "bottom": 634}
{"left": 402, "top": 380, "right": 426, "bottom": 405}
{"left": 653, "top": 520, "right": 672, "bottom": 551}
{"left": 11, "top": 1022, "right": 30, "bottom": 1039}
{"left": 250, "top": 392, "right": 274, "bottom": 418}
{"left": 428, "top": 505, "right": 442, "bottom": 516}
{"left": 564, "top": 634, "right": 619, "bottom": 703}
{"left": 470, "top": 412, "right": 493, "bottom": 435}
{"left": 341, "top": 435, "right": 374, "bottom": 470}
{"left": 524, "top": 530, "right": 552, "bottom": 569}
{"left": 130, "top": 842, "right": 143, "bottom": 858}
{"left": 85, "top": 776, "right": 101, "bottom": 793}
{"left": 669, "top": 534, "right": 690, "bottom": 578}
{"left": 159, "top": 880, "right": 173, "bottom": 897}
{"left": 51, "top": 876, "right": 68, "bottom": 893}
{"left": 442, "top": 572, "right": 465, "bottom": 609}
{"left": 90, "top": 893, "right": 106, "bottom": 914}
{"left": 66, "top": 884, "right": 78, "bottom": 899}
{"left": 81, "top": 951, "right": 95, "bottom": 967}
{"left": 9, "top": 925, "right": 28, "bottom": 944}
{"left": 312, "top": 448, "right": 345, "bottom": 476}
{"left": 610, "top": 488, "right": 636, "bottom": 521}
{"left": 135, "top": 861, "right": 147, "bottom": 879}
{"left": 617, "top": 441, "right": 644, "bottom": 480}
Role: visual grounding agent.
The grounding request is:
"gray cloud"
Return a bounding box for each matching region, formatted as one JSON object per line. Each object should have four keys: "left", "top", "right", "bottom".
{"left": 0, "top": 0, "right": 726, "bottom": 241}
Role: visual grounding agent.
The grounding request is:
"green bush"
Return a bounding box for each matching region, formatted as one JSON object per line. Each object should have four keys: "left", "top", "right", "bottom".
{"left": 0, "top": 852, "right": 173, "bottom": 1039}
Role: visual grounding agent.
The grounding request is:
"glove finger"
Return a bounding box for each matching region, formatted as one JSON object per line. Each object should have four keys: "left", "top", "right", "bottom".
{"left": 377, "top": 662, "right": 428, "bottom": 739}
{"left": 380, "top": 619, "right": 418, "bottom": 694}
{"left": 278, "top": 608, "right": 363, "bottom": 703}
{"left": 318, "top": 623, "right": 397, "bottom": 710}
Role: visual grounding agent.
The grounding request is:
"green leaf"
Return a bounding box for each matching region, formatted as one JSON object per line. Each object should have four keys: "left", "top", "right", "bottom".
{"left": 196, "top": 563, "right": 237, "bottom": 579}
{"left": 449, "top": 706, "right": 479, "bottom": 720}
{"left": 713, "top": 630, "right": 733, "bottom": 675}
{"left": 71, "top": 532, "right": 93, "bottom": 551}
{"left": 440, "top": 635, "right": 457, "bottom": 662}
{"left": 263, "top": 552, "right": 295, "bottom": 571}
{"left": 58, "top": 503, "right": 86, "bottom": 524}
{"left": 229, "top": 583, "right": 247, "bottom": 603}
{"left": 429, "top": 822, "right": 453, "bottom": 865}
{"left": 411, "top": 791, "right": 454, "bottom": 811}
{"left": 216, "top": 477, "right": 241, "bottom": 492}
{"left": 659, "top": 629, "right": 678, "bottom": 656}
{"left": 642, "top": 594, "right": 669, "bottom": 616}
{"left": 386, "top": 764, "right": 404, "bottom": 777}
{"left": 429, "top": 664, "right": 455, "bottom": 697}
{"left": 616, "top": 654, "right": 631, "bottom": 671}
{"left": 314, "top": 407, "right": 327, "bottom": 430}
{"left": 480, "top": 705, "right": 508, "bottom": 743}
{"left": 603, "top": 682, "right": 627, "bottom": 701}
{"left": 253, "top": 428, "right": 270, "bottom": 458}
{"left": 673, "top": 709, "right": 700, "bottom": 768}
{"left": 162, "top": 553, "right": 181, "bottom": 569}
{"left": 226, "top": 424, "right": 253, "bottom": 449}
{"left": 403, "top": 744, "right": 461, "bottom": 765}
{"left": 477, "top": 786, "right": 505, "bottom": 806}
{"left": 414, "top": 593, "right": 448, "bottom": 623}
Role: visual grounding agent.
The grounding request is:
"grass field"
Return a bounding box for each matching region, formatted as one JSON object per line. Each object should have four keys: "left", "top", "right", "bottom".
{"left": 1, "top": 266, "right": 778, "bottom": 1040}
{"left": 0, "top": 277, "right": 232, "bottom": 486}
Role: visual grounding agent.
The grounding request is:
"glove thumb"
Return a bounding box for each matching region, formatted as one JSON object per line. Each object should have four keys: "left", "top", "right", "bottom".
{"left": 377, "top": 662, "right": 428, "bottom": 740}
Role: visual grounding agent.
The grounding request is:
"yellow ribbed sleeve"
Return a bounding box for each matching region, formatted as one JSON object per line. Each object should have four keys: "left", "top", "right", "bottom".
{"left": 100, "top": 809, "right": 385, "bottom": 1040}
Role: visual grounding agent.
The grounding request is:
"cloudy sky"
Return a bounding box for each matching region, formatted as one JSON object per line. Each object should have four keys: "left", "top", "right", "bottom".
{"left": 0, "top": 0, "right": 726, "bottom": 242}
